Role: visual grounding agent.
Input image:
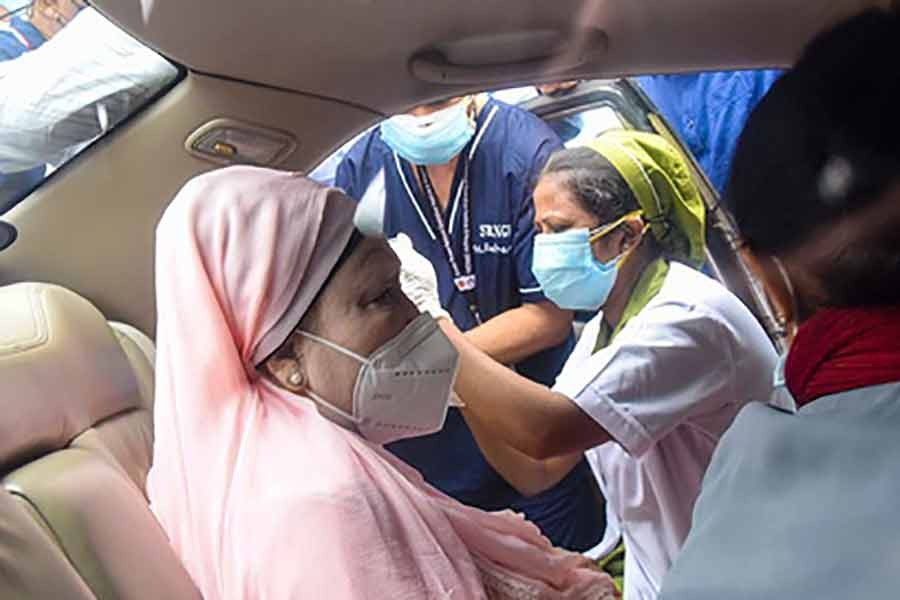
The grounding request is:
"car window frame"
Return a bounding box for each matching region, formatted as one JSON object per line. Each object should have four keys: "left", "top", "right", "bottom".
{"left": 0, "top": 33, "right": 186, "bottom": 216}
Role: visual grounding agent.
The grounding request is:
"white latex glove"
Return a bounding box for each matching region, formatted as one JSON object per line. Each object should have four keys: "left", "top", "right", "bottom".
{"left": 387, "top": 233, "right": 452, "bottom": 323}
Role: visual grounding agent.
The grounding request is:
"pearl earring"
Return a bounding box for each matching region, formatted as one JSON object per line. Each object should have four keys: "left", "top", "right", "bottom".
{"left": 288, "top": 372, "right": 302, "bottom": 387}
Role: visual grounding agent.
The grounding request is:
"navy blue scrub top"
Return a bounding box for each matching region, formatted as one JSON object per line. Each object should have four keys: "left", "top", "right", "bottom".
{"left": 335, "top": 99, "right": 604, "bottom": 551}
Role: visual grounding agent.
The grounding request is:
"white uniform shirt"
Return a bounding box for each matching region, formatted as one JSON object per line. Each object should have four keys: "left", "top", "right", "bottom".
{"left": 554, "top": 263, "right": 777, "bottom": 600}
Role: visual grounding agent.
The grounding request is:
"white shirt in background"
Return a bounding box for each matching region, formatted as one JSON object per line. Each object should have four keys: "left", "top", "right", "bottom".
{"left": 0, "top": 7, "right": 177, "bottom": 173}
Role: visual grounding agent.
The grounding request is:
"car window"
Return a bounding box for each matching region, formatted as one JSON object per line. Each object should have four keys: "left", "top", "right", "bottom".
{"left": 0, "top": 3, "right": 180, "bottom": 214}
{"left": 548, "top": 105, "right": 624, "bottom": 148}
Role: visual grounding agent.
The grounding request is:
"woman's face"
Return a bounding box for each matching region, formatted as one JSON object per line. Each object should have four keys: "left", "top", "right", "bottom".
{"left": 533, "top": 174, "right": 632, "bottom": 263}
{"left": 265, "top": 237, "right": 420, "bottom": 418}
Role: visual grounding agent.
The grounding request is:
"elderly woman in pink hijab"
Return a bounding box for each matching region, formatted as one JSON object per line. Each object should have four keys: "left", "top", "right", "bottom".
{"left": 147, "top": 166, "right": 616, "bottom": 600}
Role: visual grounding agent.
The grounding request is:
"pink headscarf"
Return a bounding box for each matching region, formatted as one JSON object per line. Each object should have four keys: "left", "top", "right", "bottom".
{"left": 148, "top": 166, "right": 616, "bottom": 599}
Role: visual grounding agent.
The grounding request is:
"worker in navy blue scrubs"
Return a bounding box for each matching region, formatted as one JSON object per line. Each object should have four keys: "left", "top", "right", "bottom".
{"left": 335, "top": 95, "right": 605, "bottom": 551}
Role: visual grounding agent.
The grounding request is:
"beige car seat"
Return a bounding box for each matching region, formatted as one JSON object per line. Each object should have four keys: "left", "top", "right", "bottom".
{"left": 0, "top": 282, "right": 200, "bottom": 599}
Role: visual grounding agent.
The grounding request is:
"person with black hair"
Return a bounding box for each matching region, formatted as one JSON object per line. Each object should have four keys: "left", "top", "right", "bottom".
{"left": 393, "top": 129, "right": 777, "bottom": 599}
{"left": 659, "top": 9, "right": 900, "bottom": 599}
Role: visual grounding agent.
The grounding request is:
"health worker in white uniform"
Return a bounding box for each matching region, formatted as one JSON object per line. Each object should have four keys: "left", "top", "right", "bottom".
{"left": 395, "top": 131, "right": 777, "bottom": 600}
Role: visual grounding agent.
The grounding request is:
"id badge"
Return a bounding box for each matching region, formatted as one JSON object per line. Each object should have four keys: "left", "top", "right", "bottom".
{"left": 454, "top": 274, "right": 476, "bottom": 292}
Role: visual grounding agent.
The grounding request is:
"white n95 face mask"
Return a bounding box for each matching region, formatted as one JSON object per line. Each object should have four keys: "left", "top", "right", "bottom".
{"left": 299, "top": 314, "right": 459, "bottom": 445}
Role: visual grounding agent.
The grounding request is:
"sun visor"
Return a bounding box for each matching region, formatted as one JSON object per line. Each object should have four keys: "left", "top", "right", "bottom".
{"left": 410, "top": 28, "right": 607, "bottom": 86}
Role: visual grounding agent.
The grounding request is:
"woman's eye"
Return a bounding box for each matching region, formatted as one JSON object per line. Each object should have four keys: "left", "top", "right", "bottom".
{"left": 368, "top": 286, "right": 397, "bottom": 307}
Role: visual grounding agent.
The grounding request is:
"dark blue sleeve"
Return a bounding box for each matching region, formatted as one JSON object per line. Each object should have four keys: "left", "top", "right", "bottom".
{"left": 511, "top": 117, "right": 563, "bottom": 304}
{"left": 635, "top": 71, "right": 782, "bottom": 194}
{"left": 704, "top": 69, "right": 782, "bottom": 192}
{"left": 334, "top": 130, "right": 381, "bottom": 201}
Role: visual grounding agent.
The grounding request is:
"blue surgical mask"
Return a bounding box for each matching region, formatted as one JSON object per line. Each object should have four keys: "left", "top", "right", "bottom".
{"left": 380, "top": 100, "right": 476, "bottom": 166}
{"left": 532, "top": 211, "right": 644, "bottom": 311}
{"left": 532, "top": 228, "right": 625, "bottom": 311}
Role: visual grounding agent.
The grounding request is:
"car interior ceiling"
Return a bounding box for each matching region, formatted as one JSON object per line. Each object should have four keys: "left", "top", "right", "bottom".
{"left": 0, "top": 2, "right": 895, "bottom": 598}
{"left": 0, "top": 0, "right": 891, "bottom": 335}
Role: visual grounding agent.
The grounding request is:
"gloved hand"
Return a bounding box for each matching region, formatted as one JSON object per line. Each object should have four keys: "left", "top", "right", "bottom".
{"left": 387, "top": 233, "right": 452, "bottom": 323}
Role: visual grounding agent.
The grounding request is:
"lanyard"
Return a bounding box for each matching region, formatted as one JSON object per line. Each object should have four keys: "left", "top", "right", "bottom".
{"left": 415, "top": 160, "right": 482, "bottom": 325}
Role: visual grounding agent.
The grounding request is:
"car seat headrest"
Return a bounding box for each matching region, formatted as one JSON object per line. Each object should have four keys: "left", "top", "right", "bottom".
{"left": 0, "top": 283, "right": 142, "bottom": 471}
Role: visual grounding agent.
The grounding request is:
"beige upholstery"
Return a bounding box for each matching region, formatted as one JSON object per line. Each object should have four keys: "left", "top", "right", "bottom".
{"left": 0, "top": 488, "right": 94, "bottom": 599}
{"left": 0, "top": 283, "right": 200, "bottom": 599}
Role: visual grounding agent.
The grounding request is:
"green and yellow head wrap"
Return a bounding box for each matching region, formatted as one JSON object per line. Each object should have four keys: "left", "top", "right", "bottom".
{"left": 587, "top": 131, "right": 707, "bottom": 268}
